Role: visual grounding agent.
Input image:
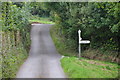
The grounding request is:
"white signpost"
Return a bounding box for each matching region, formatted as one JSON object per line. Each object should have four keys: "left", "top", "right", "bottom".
{"left": 78, "top": 30, "right": 90, "bottom": 58}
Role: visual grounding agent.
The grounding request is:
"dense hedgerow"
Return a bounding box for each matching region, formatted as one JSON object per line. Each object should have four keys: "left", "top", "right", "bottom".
{"left": 45, "top": 2, "right": 119, "bottom": 51}
{"left": 45, "top": 2, "right": 119, "bottom": 61}
{"left": 1, "top": 2, "right": 31, "bottom": 78}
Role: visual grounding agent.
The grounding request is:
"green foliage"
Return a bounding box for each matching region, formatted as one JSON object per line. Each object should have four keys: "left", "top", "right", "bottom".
{"left": 82, "top": 49, "right": 119, "bottom": 63}
{"left": 45, "top": 2, "right": 119, "bottom": 52}
{"left": 0, "top": 55, "right": 2, "bottom": 78}
{"left": 29, "top": 2, "right": 50, "bottom": 17}
{"left": 29, "top": 16, "right": 55, "bottom": 24}
{"left": 50, "top": 25, "right": 77, "bottom": 57}
{"left": 50, "top": 26, "right": 119, "bottom": 63}
{"left": 2, "top": 31, "right": 30, "bottom": 78}
{"left": 1, "top": 2, "right": 30, "bottom": 31}
{"left": 1, "top": 2, "right": 31, "bottom": 78}
{"left": 61, "top": 57, "right": 119, "bottom": 78}
{"left": 2, "top": 47, "right": 28, "bottom": 78}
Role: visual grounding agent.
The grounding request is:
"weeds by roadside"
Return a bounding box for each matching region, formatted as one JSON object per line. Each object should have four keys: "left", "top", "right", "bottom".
{"left": 50, "top": 25, "right": 119, "bottom": 78}
{"left": 2, "top": 47, "right": 28, "bottom": 78}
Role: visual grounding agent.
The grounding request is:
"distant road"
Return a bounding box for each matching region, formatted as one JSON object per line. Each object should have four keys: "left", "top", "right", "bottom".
{"left": 16, "top": 24, "right": 66, "bottom": 78}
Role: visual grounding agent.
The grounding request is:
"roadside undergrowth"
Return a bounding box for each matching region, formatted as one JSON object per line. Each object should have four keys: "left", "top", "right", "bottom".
{"left": 0, "top": 55, "right": 2, "bottom": 78}
{"left": 2, "top": 48, "right": 28, "bottom": 78}
{"left": 50, "top": 25, "right": 76, "bottom": 57}
{"left": 2, "top": 26, "right": 31, "bottom": 78}
{"left": 50, "top": 25, "right": 119, "bottom": 78}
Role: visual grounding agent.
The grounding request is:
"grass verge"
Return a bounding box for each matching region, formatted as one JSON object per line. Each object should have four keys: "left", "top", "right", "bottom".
{"left": 50, "top": 25, "right": 119, "bottom": 78}
{"left": 61, "top": 57, "right": 119, "bottom": 78}
{"left": 29, "top": 17, "right": 55, "bottom": 24}
{"left": 50, "top": 25, "right": 76, "bottom": 57}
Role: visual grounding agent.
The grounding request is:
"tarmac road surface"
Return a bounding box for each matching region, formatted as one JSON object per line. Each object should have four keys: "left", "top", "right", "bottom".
{"left": 16, "top": 24, "right": 66, "bottom": 78}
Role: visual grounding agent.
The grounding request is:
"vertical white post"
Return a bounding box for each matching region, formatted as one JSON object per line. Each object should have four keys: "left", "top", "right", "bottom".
{"left": 79, "top": 43, "right": 81, "bottom": 58}
{"left": 78, "top": 30, "right": 90, "bottom": 59}
{"left": 78, "top": 30, "right": 81, "bottom": 59}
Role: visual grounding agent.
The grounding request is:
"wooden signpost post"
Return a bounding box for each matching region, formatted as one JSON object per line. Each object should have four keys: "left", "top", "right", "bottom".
{"left": 78, "top": 30, "right": 90, "bottom": 58}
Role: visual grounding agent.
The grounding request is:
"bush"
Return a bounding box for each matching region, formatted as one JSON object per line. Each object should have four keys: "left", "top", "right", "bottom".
{"left": 1, "top": 2, "right": 31, "bottom": 78}
{"left": 2, "top": 47, "right": 28, "bottom": 78}
{"left": 46, "top": 2, "right": 119, "bottom": 52}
